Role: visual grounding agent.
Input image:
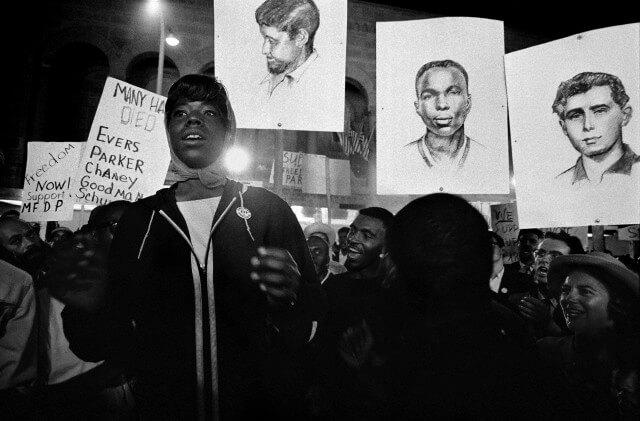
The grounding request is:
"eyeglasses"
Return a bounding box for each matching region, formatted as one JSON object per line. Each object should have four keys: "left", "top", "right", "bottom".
{"left": 533, "top": 249, "right": 564, "bottom": 260}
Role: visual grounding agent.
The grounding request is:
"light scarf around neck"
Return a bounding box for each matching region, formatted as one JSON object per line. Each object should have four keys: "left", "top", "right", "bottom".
{"left": 165, "top": 87, "right": 237, "bottom": 189}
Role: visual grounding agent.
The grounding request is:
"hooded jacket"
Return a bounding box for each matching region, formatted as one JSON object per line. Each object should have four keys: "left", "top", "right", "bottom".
{"left": 63, "top": 180, "right": 324, "bottom": 419}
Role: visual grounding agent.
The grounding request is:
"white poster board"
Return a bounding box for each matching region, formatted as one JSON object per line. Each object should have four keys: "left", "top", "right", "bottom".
{"left": 506, "top": 24, "right": 640, "bottom": 227}
{"left": 214, "top": 0, "right": 347, "bottom": 132}
{"left": 490, "top": 202, "right": 519, "bottom": 264}
{"left": 302, "top": 154, "right": 350, "bottom": 195}
{"left": 21, "top": 142, "right": 84, "bottom": 222}
{"left": 376, "top": 17, "right": 509, "bottom": 195}
{"left": 72, "top": 77, "right": 171, "bottom": 206}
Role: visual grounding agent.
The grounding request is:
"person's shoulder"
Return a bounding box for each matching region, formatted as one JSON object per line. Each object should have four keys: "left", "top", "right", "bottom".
{"left": 0, "top": 259, "right": 32, "bottom": 287}
{"left": 131, "top": 187, "right": 171, "bottom": 210}
{"left": 631, "top": 148, "right": 640, "bottom": 170}
{"left": 556, "top": 161, "right": 577, "bottom": 178}
{"left": 242, "top": 183, "right": 286, "bottom": 207}
{"left": 465, "top": 136, "right": 493, "bottom": 163}
{"left": 467, "top": 135, "right": 488, "bottom": 150}
{"left": 405, "top": 138, "right": 421, "bottom": 148}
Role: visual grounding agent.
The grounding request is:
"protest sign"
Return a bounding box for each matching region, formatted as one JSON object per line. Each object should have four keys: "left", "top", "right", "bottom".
{"left": 302, "top": 154, "right": 350, "bottom": 195}
{"left": 215, "top": 0, "right": 347, "bottom": 131}
{"left": 506, "top": 24, "right": 640, "bottom": 227}
{"left": 73, "top": 77, "right": 171, "bottom": 205}
{"left": 283, "top": 151, "right": 304, "bottom": 189}
{"left": 377, "top": 17, "right": 509, "bottom": 195}
{"left": 490, "top": 202, "right": 519, "bottom": 264}
{"left": 617, "top": 225, "right": 639, "bottom": 242}
{"left": 21, "top": 142, "right": 84, "bottom": 222}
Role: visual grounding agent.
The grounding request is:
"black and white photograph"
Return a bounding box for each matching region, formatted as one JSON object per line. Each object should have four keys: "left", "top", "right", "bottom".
{"left": 1, "top": 1, "right": 639, "bottom": 420}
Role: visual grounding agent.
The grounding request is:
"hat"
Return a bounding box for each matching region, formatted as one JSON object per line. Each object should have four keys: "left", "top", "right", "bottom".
{"left": 548, "top": 252, "right": 639, "bottom": 298}
{"left": 51, "top": 227, "right": 73, "bottom": 235}
{"left": 303, "top": 222, "right": 336, "bottom": 246}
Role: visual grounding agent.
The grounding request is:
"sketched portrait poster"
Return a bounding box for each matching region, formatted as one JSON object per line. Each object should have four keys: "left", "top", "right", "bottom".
{"left": 506, "top": 24, "right": 640, "bottom": 228}
{"left": 214, "top": 0, "right": 347, "bottom": 132}
{"left": 376, "top": 17, "right": 509, "bottom": 195}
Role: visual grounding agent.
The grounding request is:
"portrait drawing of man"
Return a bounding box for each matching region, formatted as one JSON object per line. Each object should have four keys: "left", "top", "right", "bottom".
{"left": 406, "top": 59, "right": 490, "bottom": 172}
{"left": 255, "top": 0, "right": 321, "bottom": 103}
{"left": 552, "top": 72, "right": 639, "bottom": 188}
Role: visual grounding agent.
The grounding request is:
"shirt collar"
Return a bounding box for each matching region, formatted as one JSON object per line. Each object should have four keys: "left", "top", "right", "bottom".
{"left": 286, "top": 49, "right": 317, "bottom": 83}
{"left": 259, "top": 49, "right": 318, "bottom": 86}
{"left": 571, "top": 143, "right": 640, "bottom": 183}
{"left": 417, "top": 133, "right": 470, "bottom": 168}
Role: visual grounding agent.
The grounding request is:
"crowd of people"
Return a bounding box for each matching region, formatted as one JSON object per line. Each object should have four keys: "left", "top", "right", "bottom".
{"left": 1, "top": 74, "right": 639, "bottom": 420}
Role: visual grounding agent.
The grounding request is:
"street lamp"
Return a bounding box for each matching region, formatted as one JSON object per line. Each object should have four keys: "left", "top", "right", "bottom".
{"left": 224, "top": 146, "right": 251, "bottom": 174}
{"left": 166, "top": 28, "right": 180, "bottom": 47}
{"left": 147, "top": 0, "right": 179, "bottom": 94}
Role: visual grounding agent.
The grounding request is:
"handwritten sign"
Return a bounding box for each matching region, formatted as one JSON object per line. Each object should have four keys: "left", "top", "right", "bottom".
{"left": 21, "top": 142, "right": 84, "bottom": 222}
{"left": 72, "top": 77, "right": 171, "bottom": 206}
{"left": 617, "top": 225, "right": 639, "bottom": 241}
{"left": 283, "top": 151, "right": 304, "bottom": 189}
{"left": 490, "top": 203, "right": 519, "bottom": 264}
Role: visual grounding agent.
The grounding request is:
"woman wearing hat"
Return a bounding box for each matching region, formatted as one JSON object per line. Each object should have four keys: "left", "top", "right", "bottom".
{"left": 538, "top": 252, "right": 639, "bottom": 419}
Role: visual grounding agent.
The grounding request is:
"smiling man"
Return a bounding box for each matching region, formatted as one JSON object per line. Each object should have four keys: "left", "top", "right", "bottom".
{"left": 406, "top": 59, "right": 489, "bottom": 172}
{"left": 317, "top": 207, "right": 395, "bottom": 418}
{"left": 255, "top": 0, "right": 320, "bottom": 101}
{"left": 553, "top": 72, "right": 639, "bottom": 188}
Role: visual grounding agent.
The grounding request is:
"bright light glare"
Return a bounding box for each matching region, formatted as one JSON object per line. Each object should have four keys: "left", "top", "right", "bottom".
{"left": 224, "top": 146, "right": 251, "bottom": 173}
{"left": 147, "top": 0, "right": 161, "bottom": 14}
{"left": 165, "top": 35, "right": 179, "bottom": 46}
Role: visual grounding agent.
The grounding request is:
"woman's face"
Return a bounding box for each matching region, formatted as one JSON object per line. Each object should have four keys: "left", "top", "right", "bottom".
{"left": 167, "top": 99, "right": 227, "bottom": 169}
{"left": 560, "top": 270, "right": 613, "bottom": 336}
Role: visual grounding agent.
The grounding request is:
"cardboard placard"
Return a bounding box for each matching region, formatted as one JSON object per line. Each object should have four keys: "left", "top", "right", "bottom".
{"left": 21, "top": 142, "right": 84, "bottom": 222}
{"left": 506, "top": 24, "right": 640, "bottom": 227}
{"left": 73, "top": 77, "right": 171, "bottom": 205}
{"left": 490, "top": 203, "right": 519, "bottom": 264}
{"left": 283, "top": 151, "right": 304, "bottom": 189}
{"left": 214, "top": 0, "right": 347, "bottom": 132}
{"left": 376, "top": 17, "right": 509, "bottom": 194}
{"left": 617, "top": 225, "right": 639, "bottom": 241}
{"left": 302, "top": 154, "right": 350, "bottom": 195}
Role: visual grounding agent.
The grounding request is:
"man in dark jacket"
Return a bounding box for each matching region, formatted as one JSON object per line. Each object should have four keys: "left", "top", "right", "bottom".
{"left": 316, "top": 207, "right": 401, "bottom": 419}
{"left": 386, "top": 194, "right": 556, "bottom": 418}
{"left": 59, "top": 74, "right": 325, "bottom": 419}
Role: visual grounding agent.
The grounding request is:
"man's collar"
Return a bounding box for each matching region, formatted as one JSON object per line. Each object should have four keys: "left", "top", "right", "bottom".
{"left": 415, "top": 132, "right": 470, "bottom": 168}
{"left": 570, "top": 143, "right": 640, "bottom": 183}
{"left": 259, "top": 49, "right": 318, "bottom": 86}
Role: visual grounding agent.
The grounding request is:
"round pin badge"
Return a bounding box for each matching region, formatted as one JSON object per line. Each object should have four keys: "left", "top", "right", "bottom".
{"left": 236, "top": 206, "right": 251, "bottom": 220}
